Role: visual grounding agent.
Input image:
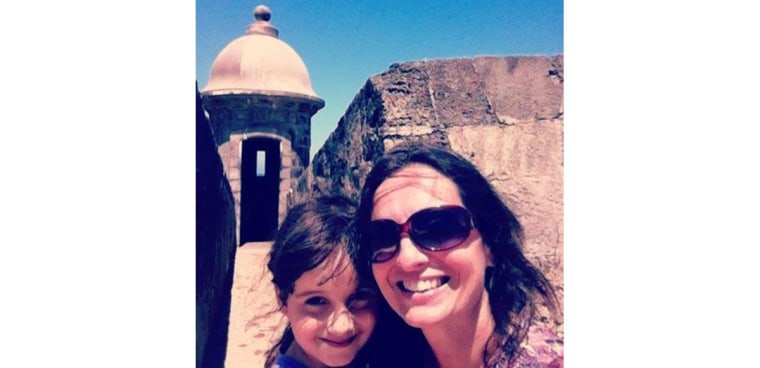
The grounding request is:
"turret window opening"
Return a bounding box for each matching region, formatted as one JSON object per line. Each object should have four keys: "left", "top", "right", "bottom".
{"left": 256, "top": 150, "right": 266, "bottom": 177}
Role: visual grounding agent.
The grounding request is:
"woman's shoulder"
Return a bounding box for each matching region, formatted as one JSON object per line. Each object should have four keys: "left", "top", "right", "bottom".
{"left": 508, "top": 318, "right": 564, "bottom": 368}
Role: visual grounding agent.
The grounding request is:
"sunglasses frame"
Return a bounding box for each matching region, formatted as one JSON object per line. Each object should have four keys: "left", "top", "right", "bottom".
{"left": 368, "top": 205, "right": 475, "bottom": 263}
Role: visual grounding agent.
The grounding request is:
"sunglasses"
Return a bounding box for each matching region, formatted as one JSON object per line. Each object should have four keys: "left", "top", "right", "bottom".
{"left": 367, "top": 205, "right": 475, "bottom": 263}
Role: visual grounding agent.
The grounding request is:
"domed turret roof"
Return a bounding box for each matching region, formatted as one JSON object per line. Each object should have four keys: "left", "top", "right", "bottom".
{"left": 201, "top": 5, "right": 322, "bottom": 102}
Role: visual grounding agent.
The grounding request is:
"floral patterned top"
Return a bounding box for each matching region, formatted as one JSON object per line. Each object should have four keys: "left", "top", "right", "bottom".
{"left": 496, "top": 319, "right": 564, "bottom": 368}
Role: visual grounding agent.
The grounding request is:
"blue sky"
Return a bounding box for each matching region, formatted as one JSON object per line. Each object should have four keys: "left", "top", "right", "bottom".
{"left": 196, "top": 0, "right": 563, "bottom": 158}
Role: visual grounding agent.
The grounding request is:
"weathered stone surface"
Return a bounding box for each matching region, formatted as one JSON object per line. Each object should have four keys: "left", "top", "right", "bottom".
{"left": 196, "top": 83, "right": 237, "bottom": 368}
{"left": 296, "top": 79, "right": 385, "bottom": 201}
{"left": 301, "top": 55, "right": 564, "bottom": 320}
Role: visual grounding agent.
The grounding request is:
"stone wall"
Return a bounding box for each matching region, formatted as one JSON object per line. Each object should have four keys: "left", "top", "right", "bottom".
{"left": 298, "top": 55, "right": 564, "bottom": 312}
{"left": 196, "top": 84, "right": 238, "bottom": 368}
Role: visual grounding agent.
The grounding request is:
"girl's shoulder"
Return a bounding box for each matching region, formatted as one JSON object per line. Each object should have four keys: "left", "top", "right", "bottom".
{"left": 270, "top": 355, "right": 310, "bottom": 368}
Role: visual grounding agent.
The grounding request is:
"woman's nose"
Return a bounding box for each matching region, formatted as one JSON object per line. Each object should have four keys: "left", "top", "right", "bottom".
{"left": 395, "top": 237, "right": 429, "bottom": 270}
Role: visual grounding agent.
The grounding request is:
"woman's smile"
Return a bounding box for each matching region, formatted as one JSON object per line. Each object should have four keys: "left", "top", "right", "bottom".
{"left": 398, "top": 276, "right": 450, "bottom": 293}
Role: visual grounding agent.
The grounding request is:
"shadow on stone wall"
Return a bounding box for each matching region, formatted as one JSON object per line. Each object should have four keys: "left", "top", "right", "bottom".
{"left": 196, "top": 82, "right": 238, "bottom": 368}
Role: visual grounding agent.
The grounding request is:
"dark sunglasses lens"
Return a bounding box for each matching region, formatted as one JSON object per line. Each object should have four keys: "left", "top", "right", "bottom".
{"left": 411, "top": 207, "right": 472, "bottom": 251}
{"left": 368, "top": 220, "right": 401, "bottom": 263}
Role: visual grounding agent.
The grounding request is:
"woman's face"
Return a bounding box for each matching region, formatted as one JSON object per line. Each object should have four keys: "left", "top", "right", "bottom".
{"left": 369, "top": 163, "right": 493, "bottom": 329}
{"left": 282, "top": 256, "right": 377, "bottom": 367}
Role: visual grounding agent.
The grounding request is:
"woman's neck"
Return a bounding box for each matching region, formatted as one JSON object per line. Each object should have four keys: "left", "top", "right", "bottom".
{"left": 421, "top": 293, "right": 495, "bottom": 368}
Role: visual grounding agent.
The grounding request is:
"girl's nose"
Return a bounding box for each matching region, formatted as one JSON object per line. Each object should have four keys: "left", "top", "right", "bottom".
{"left": 327, "top": 309, "right": 355, "bottom": 337}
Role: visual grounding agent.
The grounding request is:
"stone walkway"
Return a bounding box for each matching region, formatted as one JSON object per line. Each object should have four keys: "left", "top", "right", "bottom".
{"left": 224, "top": 242, "right": 287, "bottom": 368}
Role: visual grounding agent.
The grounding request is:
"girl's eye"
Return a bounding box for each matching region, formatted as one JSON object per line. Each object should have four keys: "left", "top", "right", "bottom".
{"left": 348, "top": 290, "right": 377, "bottom": 311}
{"left": 305, "top": 296, "right": 328, "bottom": 306}
{"left": 349, "top": 298, "right": 370, "bottom": 310}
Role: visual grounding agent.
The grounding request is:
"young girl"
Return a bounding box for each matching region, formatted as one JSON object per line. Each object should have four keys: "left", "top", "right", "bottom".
{"left": 264, "top": 196, "right": 378, "bottom": 368}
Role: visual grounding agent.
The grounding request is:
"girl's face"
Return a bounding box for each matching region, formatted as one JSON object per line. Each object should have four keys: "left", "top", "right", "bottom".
{"left": 370, "top": 164, "right": 493, "bottom": 329}
{"left": 282, "top": 256, "right": 377, "bottom": 367}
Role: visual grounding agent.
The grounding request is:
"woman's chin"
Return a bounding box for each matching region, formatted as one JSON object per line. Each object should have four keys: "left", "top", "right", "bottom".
{"left": 401, "top": 306, "right": 445, "bottom": 328}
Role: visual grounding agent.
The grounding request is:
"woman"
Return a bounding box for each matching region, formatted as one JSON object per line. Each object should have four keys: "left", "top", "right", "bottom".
{"left": 357, "top": 143, "right": 562, "bottom": 368}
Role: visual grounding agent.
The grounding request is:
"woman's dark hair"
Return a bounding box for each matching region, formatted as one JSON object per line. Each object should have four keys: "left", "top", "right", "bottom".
{"left": 263, "top": 195, "right": 372, "bottom": 367}
{"left": 357, "top": 142, "right": 558, "bottom": 367}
